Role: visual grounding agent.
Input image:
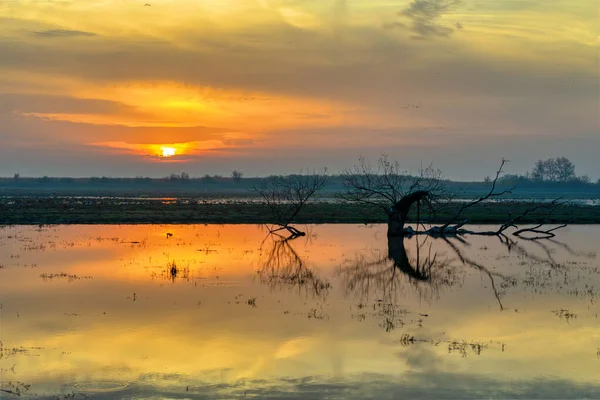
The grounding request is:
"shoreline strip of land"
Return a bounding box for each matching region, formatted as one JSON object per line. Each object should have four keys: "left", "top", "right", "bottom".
{"left": 2, "top": 197, "right": 599, "bottom": 225}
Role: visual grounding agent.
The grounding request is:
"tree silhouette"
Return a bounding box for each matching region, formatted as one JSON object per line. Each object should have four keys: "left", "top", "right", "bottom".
{"left": 254, "top": 169, "right": 327, "bottom": 238}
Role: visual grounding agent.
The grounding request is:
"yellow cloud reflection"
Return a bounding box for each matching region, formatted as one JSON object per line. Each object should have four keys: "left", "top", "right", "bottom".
{"left": 278, "top": 8, "right": 319, "bottom": 30}
{"left": 274, "top": 337, "right": 314, "bottom": 359}
{"left": 1, "top": 225, "right": 600, "bottom": 398}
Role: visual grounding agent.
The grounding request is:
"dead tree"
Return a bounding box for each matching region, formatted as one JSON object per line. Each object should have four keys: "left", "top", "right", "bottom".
{"left": 342, "top": 156, "right": 567, "bottom": 239}
{"left": 254, "top": 169, "right": 327, "bottom": 238}
{"left": 340, "top": 155, "right": 445, "bottom": 237}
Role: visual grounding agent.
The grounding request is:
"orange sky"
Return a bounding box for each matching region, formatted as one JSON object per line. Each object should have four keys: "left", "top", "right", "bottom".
{"left": 0, "top": 0, "right": 598, "bottom": 178}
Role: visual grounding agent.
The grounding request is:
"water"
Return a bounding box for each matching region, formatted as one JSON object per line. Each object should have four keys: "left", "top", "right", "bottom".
{"left": 1, "top": 224, "right": 599, "bottom": 399}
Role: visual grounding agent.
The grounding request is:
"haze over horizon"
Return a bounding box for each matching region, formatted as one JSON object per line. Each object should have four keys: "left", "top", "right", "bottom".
{"left": 1, "top": 0, "right": 598, "bottom": 180}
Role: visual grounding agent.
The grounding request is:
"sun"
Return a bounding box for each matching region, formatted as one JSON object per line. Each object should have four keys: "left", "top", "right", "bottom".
{"left": 161, "top": 147, "right": 176, "bottom": 157}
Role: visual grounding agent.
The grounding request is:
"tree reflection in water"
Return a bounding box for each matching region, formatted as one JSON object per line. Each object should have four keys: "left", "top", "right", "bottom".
{"left": 255, "top": 225, "right": 597, "bottom": 331}
{"left": 257, "top": 229, "right": 331, "bottom": 299}
{"left": 336, "top": 235, "right": 464, "bottom": 306}
{"left": 336, "top": 232, "right": 595, "bottom": 315}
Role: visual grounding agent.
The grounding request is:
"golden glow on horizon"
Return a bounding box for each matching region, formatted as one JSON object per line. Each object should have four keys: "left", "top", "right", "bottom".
{"left": 17, "top": 80, "right": 354, "bottom": 133}
{"left": 89, "top": 141, "right": 226, "bottom": 161}
{"left": 160, "top": 146, "right": 176, "bottom": 158}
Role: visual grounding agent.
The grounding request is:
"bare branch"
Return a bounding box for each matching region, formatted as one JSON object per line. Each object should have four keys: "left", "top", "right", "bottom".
{"left": 254, "top": 169, "right": 327, "bottom": 235}
{"left": 440, "top": 159, "right": 512, "bottom": 232}
{"left": 340, "top": 155, "right": 569, "bottom": 241}
{"left": 512, "top": 198, "right": 568, "bottom": 239}
{"left": 339, "top": 155, "right": 446, "bottom": 216}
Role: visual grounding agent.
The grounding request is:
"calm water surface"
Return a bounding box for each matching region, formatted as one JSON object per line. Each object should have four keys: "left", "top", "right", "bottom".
{"left": 1, "top": 224, "right": 599, "bottom": 399}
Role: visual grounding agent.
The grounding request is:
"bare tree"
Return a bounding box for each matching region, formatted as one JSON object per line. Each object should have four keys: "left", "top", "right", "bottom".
{"left": 531, "top": 157, "right": 576, "bottom": 182}
{"left": 340, "top": 155, "right": 445, "bottom": 236}
{"left": 231, "top": 170, "right": 244, "bottom": 182}
{"left": 531, "top": 159, "right": 548, "bottom": 182}
{"left": 554, "top": 157, "right": 576, "bottom": 182}
{"left": 254, "top": 169, "right": 327, "bottom": 238}
{"left": 342, "top": 155, "right": 567, "bottom": 238}
{"left": 168, "top": 172, "right": 190, "bottom": 181}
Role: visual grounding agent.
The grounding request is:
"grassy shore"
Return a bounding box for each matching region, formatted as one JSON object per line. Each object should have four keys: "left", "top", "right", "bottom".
{"left": 1, "top": 197, "right": 599, "bottom": 225}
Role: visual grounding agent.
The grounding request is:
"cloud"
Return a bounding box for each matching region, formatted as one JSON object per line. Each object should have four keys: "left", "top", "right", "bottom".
{"left": 0, "top": 0, "right": 598, "bottom": 178}
{"left": 0, "top": 110, "right": 233, "bottom": 147}
{"left": 334, "top": 0, "right": 347, "bottom": 16}
{"left": 278, "top": 7, "right": 319, "bottom": 30}
{"left": 89, "top": 139, "right": 242, "bottom": 162}
{"left": 398, "top": 0, "right": 462, "bottom": 39}
{"left": 32, "top": 29, "right": 97, "bottom": 38}
{"left": 222, "top": 138, "right": 255, "bottom": 146}
{"left": 0, "top": 93, "right": 140, "bottom": 116}
{"left": 382, "top": 21, "right": 407, "bottom": 30}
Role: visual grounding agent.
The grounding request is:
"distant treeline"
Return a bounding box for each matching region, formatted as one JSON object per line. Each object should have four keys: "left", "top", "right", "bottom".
{"left": 3, "top": 174, "right": 600, "bottom": 186}
{"left": 1, "top": 174, "right": 599, "bottom": 199}
{"left": 495, "top": 157, "right": 596, "bottom": 186}
{"left": 3, "top": 156, "right": 598, "bottom": 198}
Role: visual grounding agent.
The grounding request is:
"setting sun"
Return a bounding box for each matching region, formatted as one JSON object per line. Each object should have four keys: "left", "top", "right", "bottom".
{"left": 1, "top": 0, "right": 599, "bottom": 397}
{"left": 161, "top": 147, "right": 176, "bottom": 158}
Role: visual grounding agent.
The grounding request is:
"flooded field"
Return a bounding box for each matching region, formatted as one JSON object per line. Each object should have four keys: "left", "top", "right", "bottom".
{"left": 1, "top": 224, "right": 599, "bottom": 399}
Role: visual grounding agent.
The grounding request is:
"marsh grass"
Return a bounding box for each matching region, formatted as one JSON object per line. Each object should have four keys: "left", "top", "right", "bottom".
{"left": 552, "top": 309, "right": 578, "bottom": 322}
{"left": 39, "top": 273, "right": 92, "bottom": 282}
{"left": 1, "top": 197, "right": 599, "bottom": 224}
{"left": 397, "top": 334, "right": 502, "bottom": 358}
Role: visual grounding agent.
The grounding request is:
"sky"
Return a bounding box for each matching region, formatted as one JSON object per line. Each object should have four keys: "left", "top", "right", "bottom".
{"left": 0, "top": 0, "right": 598, "bottom": 180}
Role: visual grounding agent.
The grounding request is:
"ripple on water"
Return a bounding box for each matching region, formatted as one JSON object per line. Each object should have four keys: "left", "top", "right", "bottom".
{"left": 73, "top": 381, "right": 129, "bottom": 393}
